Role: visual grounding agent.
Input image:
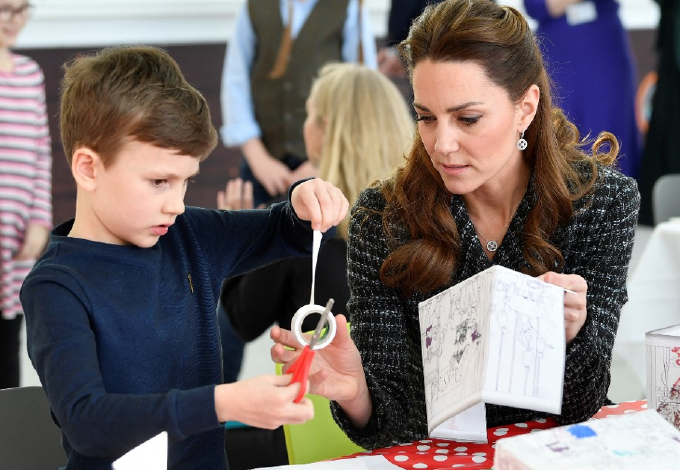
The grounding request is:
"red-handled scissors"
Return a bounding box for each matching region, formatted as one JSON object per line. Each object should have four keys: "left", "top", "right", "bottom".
{"left": 287, "top": 298, "right": 334, "bottom": 403}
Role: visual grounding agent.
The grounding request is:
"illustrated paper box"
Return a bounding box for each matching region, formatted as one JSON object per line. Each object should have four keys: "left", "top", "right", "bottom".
{"left": 646, "top": 324, "right": 680, "bottom": 430}
{"left": 494, "top": 409, "right": 680, "bottom": 469}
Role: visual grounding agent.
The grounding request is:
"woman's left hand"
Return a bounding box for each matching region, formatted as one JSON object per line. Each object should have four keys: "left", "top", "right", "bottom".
{"left": 538, "top": 271, "right": 588, "bottom": 343}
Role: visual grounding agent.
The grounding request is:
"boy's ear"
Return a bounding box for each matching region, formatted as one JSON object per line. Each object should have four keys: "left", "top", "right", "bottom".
{"left": 71, "top": 147, "right": 101, "bottom": 192}
{"left": 517, "top": 84, "right": 539, "bottom": 130}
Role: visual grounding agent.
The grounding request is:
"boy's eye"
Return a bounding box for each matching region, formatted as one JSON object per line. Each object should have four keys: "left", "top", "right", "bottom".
{"left": 152, "top": 179, "right": 167, "bottom": 187}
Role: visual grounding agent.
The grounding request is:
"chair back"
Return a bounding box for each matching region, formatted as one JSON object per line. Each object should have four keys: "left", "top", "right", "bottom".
{"left": 276, "top": 322, "right": 364, "bottom": 464}
{"left": 652, "top": 174, "right": 680, "bottom": 225}
{"left": 0, "top": 385, "right": 66, "bottom": 469}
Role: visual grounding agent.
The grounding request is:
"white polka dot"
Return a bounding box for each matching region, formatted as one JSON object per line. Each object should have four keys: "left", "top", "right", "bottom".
{"left": 434, "top": 455, "right": 448, "bottom": 462}
{"left": 491, "top": 444, "right": 497, "bottom": 449}
{"left": 472, "top": 455, "right": 487, "bottom": 463}
{"left": 494, "top": 428, "right": 509, "bottom": 436}
{"left": 394, "top": 455, "right": 409, "bottom": 462}
{"left": 435, "top": 449, "right": 449, "bottom": 454}
{"left": 416, "top": 452, "right": 428, "bottom": 455}
{"left": 454, "top": 453, "right": 468, "bottom": 456}
{"left": 606, "top": 404, "right": 620, "bottom": 409}
{"left": 413, "top": 464, "right": 428, "bottom": 469}
{"left": 535, "top": 418, "right": 547, "bottom": 423}
{"left": 473, "top": 452, "right": 487, "bottom": 457}
{"left": 642, "top": 403, "right": 648, "bottom": 409}
{"left": 436, "top": 442, "right": 450, "bottom": 447}
{"left": 417, "top": 445, "right": 431, "bottom": 451}
{"left": 515, "top": 423, "right": 528, "bottom": 428}
{"left": 454, "top": 446, "right": 468, "bottom": 452}
{"left": 420, "top": 439, "right": 432, "bottom": 443}
{"left": 399, "top": 442, "right": 412, "bottom": 446}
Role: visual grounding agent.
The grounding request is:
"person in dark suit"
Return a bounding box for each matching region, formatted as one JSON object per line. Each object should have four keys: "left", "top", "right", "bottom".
{"left": 378, "top": 0, "right": 445, "bottom": 76}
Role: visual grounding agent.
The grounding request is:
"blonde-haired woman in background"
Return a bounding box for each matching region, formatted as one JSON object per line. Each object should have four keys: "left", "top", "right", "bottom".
{"left": 217, "top": 62, "right": 413, "bottom": 386}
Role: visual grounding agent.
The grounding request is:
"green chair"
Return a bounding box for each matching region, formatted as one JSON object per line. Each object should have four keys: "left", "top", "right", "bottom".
{"left": 276, "top": 362, "right": 364, "bottom": 464}
{"left": 276, "top": 322, "right": 364, "bottom": 464}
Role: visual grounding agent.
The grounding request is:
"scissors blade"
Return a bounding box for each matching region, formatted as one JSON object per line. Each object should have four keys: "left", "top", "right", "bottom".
{"left": 308, "top": 298, "right": 334, "bottom": 350}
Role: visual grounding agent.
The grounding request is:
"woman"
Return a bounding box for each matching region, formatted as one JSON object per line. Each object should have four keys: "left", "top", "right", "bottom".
{"left": 217, "top": 62, "right": 413, "bottom": 381}
{"left": 272, "top": 0, "right": 640, "bottom": 450}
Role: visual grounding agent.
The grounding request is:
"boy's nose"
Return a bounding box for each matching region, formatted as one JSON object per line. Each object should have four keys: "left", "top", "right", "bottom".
{"left": 163, "top": 193, "right": 186, "bottom": 215}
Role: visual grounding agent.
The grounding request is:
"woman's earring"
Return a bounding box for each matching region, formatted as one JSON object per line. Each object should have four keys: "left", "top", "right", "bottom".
{"left": 517, "top": 131, "right": 528, "bottom": 151}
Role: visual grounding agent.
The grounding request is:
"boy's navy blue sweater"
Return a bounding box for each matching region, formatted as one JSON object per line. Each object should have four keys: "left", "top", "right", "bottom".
{"left": 21, "top": 202, "right": 324, "bottom": 469}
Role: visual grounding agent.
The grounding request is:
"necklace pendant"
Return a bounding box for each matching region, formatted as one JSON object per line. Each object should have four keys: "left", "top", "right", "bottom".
{"left": 486, "top": 240, "right": 498, "bottom": 252}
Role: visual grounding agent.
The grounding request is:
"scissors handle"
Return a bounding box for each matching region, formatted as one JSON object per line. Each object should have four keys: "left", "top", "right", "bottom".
{"left": 287, "top": 345, "right": 315, "bottom": 403}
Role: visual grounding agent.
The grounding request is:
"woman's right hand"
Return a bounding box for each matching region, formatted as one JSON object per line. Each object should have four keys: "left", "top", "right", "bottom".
{"left": 270, "top": 314, "right": 365, "bottom": 404}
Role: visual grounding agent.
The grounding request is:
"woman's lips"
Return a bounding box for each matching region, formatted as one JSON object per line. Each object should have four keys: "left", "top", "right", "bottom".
{"left": 440, "top": 163, "right": 468, "bottom": 176}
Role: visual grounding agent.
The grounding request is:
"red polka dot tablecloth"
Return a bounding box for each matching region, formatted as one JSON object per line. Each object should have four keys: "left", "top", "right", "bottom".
{"left": 340, "top": 400, "right": 647, "bottom": 469}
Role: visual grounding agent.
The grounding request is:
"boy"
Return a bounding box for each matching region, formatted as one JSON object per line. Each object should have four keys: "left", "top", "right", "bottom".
{"left": 20, "top": 45, "right": 348, "bottom": 470}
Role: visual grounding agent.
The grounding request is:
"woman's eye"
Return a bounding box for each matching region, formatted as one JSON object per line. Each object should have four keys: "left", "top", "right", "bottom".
{"left": 460, "top": 116, "right": 481, "bottom": 126}
{"left": 415, "top": 114, "right": 434, "bottom": 124}
{"left": 152, "top": 179, "right": 167, "bottom": 187}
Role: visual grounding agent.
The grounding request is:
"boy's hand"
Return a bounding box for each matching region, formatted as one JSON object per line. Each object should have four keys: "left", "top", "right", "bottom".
{"left": 214, "top": 375, "right": 314, "bottom": 429}
{"left": 290, "top": 178, "right": 348, "bottom": 232}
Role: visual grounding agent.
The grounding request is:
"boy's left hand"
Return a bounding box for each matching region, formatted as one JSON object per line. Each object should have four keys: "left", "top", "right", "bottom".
{"left": 291, "top": 178, "right": 349, "bottom": 232}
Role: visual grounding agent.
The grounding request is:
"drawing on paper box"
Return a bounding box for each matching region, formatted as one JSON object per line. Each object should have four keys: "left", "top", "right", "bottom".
{"left": 646, "top": 324, "right": 680, "bottom": 430}
{"left": 419, "top": 265, "right": 565, "bottom": 436}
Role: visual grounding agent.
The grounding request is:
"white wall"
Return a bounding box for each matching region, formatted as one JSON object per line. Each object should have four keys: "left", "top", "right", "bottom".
{"left": 16, "top": 0, "right": 659, "bottom": 50}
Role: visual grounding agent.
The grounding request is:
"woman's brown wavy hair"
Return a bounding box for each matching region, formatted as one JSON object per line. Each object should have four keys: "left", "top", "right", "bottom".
{"left": 366, "top": 0, "right": 618, "bottom": 297}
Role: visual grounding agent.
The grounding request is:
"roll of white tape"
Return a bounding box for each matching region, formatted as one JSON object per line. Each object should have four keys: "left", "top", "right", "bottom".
{"left": 291, "top": 303, "right": 337, "bottom": 350}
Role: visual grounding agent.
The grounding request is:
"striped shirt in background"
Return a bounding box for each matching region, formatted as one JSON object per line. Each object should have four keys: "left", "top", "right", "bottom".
{"left": 0, "top": 53, "right": 52, "bottom": 320}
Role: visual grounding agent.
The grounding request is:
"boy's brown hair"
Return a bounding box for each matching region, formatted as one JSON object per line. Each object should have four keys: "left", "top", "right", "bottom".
{"left": 60, "top": 45, "right": 218, "bottom": 166}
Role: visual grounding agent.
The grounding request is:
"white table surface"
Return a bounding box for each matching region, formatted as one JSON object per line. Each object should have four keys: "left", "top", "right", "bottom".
{"left": 612, "top": 220, "right": 680, "bottom": 401}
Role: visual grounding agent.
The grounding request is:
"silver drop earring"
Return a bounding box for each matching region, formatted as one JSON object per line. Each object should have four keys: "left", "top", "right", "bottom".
{"left": 517, "top": 131, "right": 528, "bottom": 151}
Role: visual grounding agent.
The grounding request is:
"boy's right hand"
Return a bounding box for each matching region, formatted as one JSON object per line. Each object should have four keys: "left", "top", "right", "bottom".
{"left": 214, "top": 375, "right": 314, "bottom": 429}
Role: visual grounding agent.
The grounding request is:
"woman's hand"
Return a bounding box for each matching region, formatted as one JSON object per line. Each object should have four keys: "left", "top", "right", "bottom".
{"left": 538, "top": 271, "right": 588, "bottom": 343}
{"left": 290, "top": 178, "right": 348, "bottom": 232}
{"left": 270, "top": 314, "right": 366, "bottom": 404}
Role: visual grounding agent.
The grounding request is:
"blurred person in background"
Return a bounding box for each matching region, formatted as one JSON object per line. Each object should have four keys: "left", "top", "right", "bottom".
{"left": 378, "top": 0, "right": 445, "bottom": 77}
{"left": 637, "top": 0, "right": 680, "bottom": 226}
{"left": 220, "top": 0, "right": 377, "bottom": 208}
{"left": 0, "top": 0, "right": 52, "bottom": 389}
{"left": 523, "top": 0, "right": 642, "bottom": 179}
